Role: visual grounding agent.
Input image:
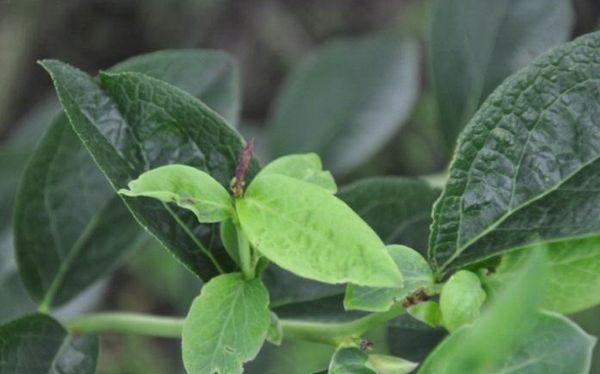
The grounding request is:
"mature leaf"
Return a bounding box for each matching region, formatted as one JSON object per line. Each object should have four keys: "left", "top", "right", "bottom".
{"left": 439, "top": 270, "right": 486, "bottom": 332}
{"left": 328, "top": 347, "right": 376, "bottom": 374}
{"left": 420, "top": 248, "right": 548, "bottom": 373}
{"left": 0, "top": 229, "right": 35, "bottom": 323}
{"left": 429, "top": 31, "right": 600, "bottom": 274}
{"left": 488, "top": 236, "right": 600, "bottom": 314}
{"left": 237, "top": 174, "right": 402, "bottom": 287}
{"left": 257, "top": 153, "right": 336, "bottom": 193}
{"left": 220, "top": 218, "right": 240, "bottom": 265}
{"left": 247, "top": 340, "right": 334, "bottom": 374}
{"left": 182, "top": 273, "right": 270, "bottom": 374}
{"left": 267, "top": 34, "right": 419, "bottom": 175}
{"left": 429, "top": 0, "right": 574, "bottom": 150}
{"left": 119, "top": 165, "right": 234, "bottom": 223}
{"left": 16, "top": 50, "right": 240, "bottom": 307}
{"left": 112, "top": 49, "right": 240, "bottom": 125}
{"left": 39, "top": 60, "right": 250, "bottom": 281}
{"left": 345, "top": 245, "right": 434, "bottom": 312}
{"left": 0, "top": 314, "right": 98, "bottom": 374}
{"left": 339, "top": 177, "right": 440, "bottom": 255}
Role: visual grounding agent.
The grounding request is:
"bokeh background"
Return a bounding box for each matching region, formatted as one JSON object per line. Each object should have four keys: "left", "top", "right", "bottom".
{"left": 1, "top": 1, "right": 600, "bottom": 373}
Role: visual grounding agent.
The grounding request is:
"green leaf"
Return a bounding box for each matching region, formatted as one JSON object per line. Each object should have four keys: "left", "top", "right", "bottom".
{"left": 111, "top": 49, "right": 240, "bottom": 125}
{"left": 257, "top": 153, "right": 336, "bottom": 193}
{"left": 39, "top": 59, "right": 251, "bottom": 281}
{"left": 344, "top": 245, "right": 434, "bottom": 312}
{"left": 266, "top": 312, "right": 283, "bottom": 346}
{"left": 328, "top": 347, "right": 376, "bottom": 374}
{"left": 429, "top": 31, "right": 600, "bottom": 274}
{"left": 368, "top": 354, "right": 418, "bottom": 374}
{"left": 429, "top": 0, "right": 574, "bottom": 150}
{"left": 439, "top": 270, "right": 486, "bottom": 332}
{"left": 339, "top": 177, "right": 440, "bottom": 255}
{"left": 0, "top": 314, "right": 98, "bottom": 374}
{"left": 267, "top": 34, "right": 419, "bottom": 175}
{"left": 119, "top": 165, "right": 234, "bottom": 223}
{"left": 237, "top": 174, "right": 402, "bottom": 287}
{"left": 407, "top": 301, "right": 443, "bottom": 328}
{"left": 220, "top": 218, "right": 240, "bottom": 265}
{"left": 420, "top": 248, "right": 549, "bottom": 373}
{"left": 182, "top": 273, "right": 270, "bottom": 374}
{"left": 246, "top": 340, "right": 334, "bottom": 374}
{"left": 16, "top": 50, "right": 241, "bottom": 308}
{"left": 487, "top": 236, "right": 600, "bottom": 314}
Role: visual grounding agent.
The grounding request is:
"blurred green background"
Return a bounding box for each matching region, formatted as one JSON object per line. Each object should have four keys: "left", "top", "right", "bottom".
{"left": 1, "top": 1, "right": 600, "bottom": 373}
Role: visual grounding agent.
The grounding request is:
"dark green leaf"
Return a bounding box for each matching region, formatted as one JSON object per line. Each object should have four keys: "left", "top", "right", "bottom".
{"left": 39, "top": 59, "right": 250, "bottom": 282}
{"left": 339, "top": 177, "right": 440, "bottom": 255}
{"left": 429, "top": 31, "right": 600, "bottom": 274}
{"left": 247, "top": 340, "right": 334, "bottom": 374}
{"left": 487, "top": 236, "right": 600, "bottom": 314}
{"left": 267, "top": 34, "right": 419, "bottom": 175}
{"left": 0, "top": 314, "right": 98, "bottom": 374}
{"left": 182, "top": 273, "right": 270, "bottom": 374}
{"left": 429, "top": 0, "right": 574, "bottom": 150}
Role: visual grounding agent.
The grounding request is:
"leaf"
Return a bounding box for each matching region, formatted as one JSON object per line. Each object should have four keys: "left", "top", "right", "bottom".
{"left": 328, "top": 347, "right": 376, "bottom": 374}
{"left": 257, "top": 153, "right": 336, "bottom": 193}
{"left": 487, "top": 236, "right": 600, "bottom": 314}
{"left": 344, "top": 245, "right": 434, "bottom": 312}
{"left": 0, "top": 229, "right": 35, "bottom": 323}
{"left": 339, "top": 177, "right": 440, "bottom": 255}
{"left": 419, "top": 248, "right": 549, "bottom": 373}
{"left": 439, "top": 270, "right": 486, "bottom": 332}
{"left": 368, "top": 354, "right": 418, "bottom": 374}
{"left": 407, "top": 301, "right": 443, "bottom": 328}
{"left": 267, "top": 34, "right": 419, "bottom": 175}
{"left": 266, "top": 312, "right": 283, "bottom": 346}
{"left": 16, "top": 50, "right": 241, "bottom": 308}
{"left": 39, "top": 59, "right": 251, "bottom": 281}
{"left": 429, "top": 31, "right": 600, "bottom": 274}
{"left": 182, "top": 273, "right": 270, "bottom": 374}
{"left": 119, "top": 165, "right": 234, "bottom": 223}
{"left": 112, "top": 49, "right": 240, "bottom": 125}
{"left": 236, "top": 174, "right": 402, "bottom": 287}
{"left": 246, "top": 340, "right": 334, "bottom": 374}
{"left": 0, "top": 314, "right": 98, "bottom": 374}
{"left": 220, "top": 218, "right": 240, "bottom": 265}
{"left": 429, "top": 0, "right": 574, "bottom": 150}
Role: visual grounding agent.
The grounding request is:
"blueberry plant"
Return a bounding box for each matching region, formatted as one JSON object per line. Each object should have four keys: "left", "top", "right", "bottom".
{"left": 1, "top": 1, "right": 600, "bottom": 373}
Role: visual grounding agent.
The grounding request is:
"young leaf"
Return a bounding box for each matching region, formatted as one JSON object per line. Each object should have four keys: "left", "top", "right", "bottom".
{"left": 15, "top": 50, "right": 241, "bottom": 308}
{"left": 220, "top": 218, "right": 240, "bottom": 265}
{"left": 429, "top": 31, "right": 600, "bottom": 274}
{"left": 119, "top": 165, "right": 234, "bottom": 223}
{"left": 39, "top": 60, "right": 251, "bottom": 281}
{"left": 429, "top": 0, "right": 574, "bottom": 150}
{"left": 487, "top": 236, "right": 600, "bottom": 314}
{"left": 267, "top": 34, "right": 419, "bottom": 175}
{"left": 328, "top": 347, "right": 376, "bottom": 374}
{"left": 368, "top": 354, "right": 418, "bottom": 374}
{"left": 339, "top": 177, "right": 440, "bottom": 254}
{"left": 182, "top": 273, "right": 270, "bottom": 374}
{"left": 0, "top": 314, "right": 98, "bottom": 374}
{"left": 407, "top": 301, "right": 443, "bottom": 328}
{"left": 257, "top": 153, "right": 336, "bottom": 193}
{"left": 344, "top": 245, "right": 434, "bottom": 312}
{"left": 439, "top": 270, "right": 486, "bottom": 332}
{"left": 419, "top": 248, "right": 548, "bottom": 373}
{"left": 236, "top": 174, "right": 403, "bottom": 287}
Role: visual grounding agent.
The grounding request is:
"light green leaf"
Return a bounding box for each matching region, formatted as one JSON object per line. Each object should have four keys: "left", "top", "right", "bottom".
{"left": 257, "top": 153, "right": 336, "bottom": 193}
{"left": 267, "top": 34, "right": 419, "bottom": 175}
{"left": 429, "top": 0, "right": 574, "bottom": 150}
{"left": 220, "top": 218, "right": 240, "bottom": 265}
{"left": 0, "top": 314, "right": 98, "bottom": 374}
{"left": 407, "top": 301, "right": 443, "bottom": 328}
{"left": 119, "top": 165, "right": 233, "bottom": 223}
{"left": 328, "top": 347, "right": 376, "bottom": 374}
{"left": 439, "top": 270, "right": 486, "bottom": 332}
{"left": 429, "top": 31, "right": 600, "bottom": 275}
{"left": 182, "top": 273, "right": 270, "bottom": 374}
{"left": 344, "top": 245, "right": 434, "bottom": 312}
{"left": 368, "top": 354, "right": 418, "bottom": 374}
{"left": 266, "top": 312, "right": 283, "bottom": 346}
{"left": 420, "top": 248, "right": 548, "bottom": 373}
{"left": 487, "top": 236, "right": 600, "bottom": 314}
{"left": 236, "top": 174, "right": 402, "bottom": 287}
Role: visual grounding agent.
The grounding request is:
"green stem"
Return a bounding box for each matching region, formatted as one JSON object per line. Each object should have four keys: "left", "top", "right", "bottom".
{"left": 67, "top": 313, "right": 183, "bottom": 338}
{"left": 65, "top": 306, "right": 405, "bottom": 346}
{"left": 235, "top": 224, "right": 254, "bottom": 280}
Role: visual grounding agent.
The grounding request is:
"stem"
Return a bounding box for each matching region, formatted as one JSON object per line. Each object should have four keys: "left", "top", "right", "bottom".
{"left": 65, "top": 306, "right": 405, "bottom": 345}
{"left": 235, "top": 224, "right": 254, "bottom": 279}
{"left": 67, "top": 313, "right": 183, "bottom": 338}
